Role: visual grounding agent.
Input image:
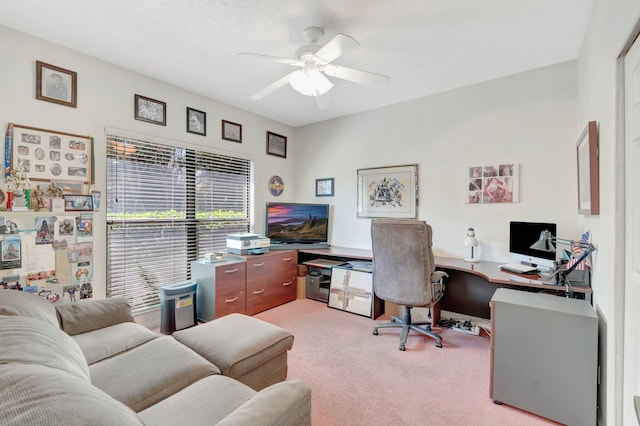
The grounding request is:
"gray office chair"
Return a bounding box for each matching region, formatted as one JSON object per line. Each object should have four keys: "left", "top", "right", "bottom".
{"left": 370, "top": 219, "right": 448, "bottom": 350}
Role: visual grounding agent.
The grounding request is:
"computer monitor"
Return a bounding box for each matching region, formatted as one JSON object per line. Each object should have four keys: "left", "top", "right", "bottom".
{"left": 265, "top": 202, "right": 329, "bottom": 244}
{"left": 509, "top": 221, "right": 557, "bottom": 270}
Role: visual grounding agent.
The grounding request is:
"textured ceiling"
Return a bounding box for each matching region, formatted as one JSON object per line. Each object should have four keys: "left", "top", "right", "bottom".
{"left": 0, "top": 0, "right": 594, "bottom": 127}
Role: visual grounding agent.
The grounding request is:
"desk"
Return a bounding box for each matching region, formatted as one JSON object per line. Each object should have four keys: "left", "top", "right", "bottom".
{"left": 298, "top": 247, "right": 592, "bottom": 320}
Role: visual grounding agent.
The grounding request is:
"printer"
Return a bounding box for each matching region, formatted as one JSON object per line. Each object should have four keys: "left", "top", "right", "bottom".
{"left": 226, "top": 233, "right": 270, "bottom": 255}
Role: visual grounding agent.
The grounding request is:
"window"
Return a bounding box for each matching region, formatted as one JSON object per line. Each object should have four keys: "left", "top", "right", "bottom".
{"left": 106, "top": 134, "right": 253, "bottom": 313}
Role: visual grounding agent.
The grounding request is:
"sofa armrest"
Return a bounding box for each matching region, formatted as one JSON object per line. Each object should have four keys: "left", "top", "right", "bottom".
{"left": 56, "top": 297, "right": 134, "bottom": 335}
{"left": 216, "top": 379, "right": 311, "bottom": 426}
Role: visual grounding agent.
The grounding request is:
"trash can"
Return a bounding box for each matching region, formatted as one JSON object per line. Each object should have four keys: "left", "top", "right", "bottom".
{"left": 160, "top": 281, "right": 197, "bottom": 334}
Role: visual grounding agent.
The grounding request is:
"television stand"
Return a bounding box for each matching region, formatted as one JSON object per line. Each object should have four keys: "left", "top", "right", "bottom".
{"left": 270, "top": 242, "right": 330, "bottom": 250}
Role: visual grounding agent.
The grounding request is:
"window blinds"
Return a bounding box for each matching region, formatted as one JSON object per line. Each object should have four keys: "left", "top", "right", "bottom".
{"left": 106, "top": 134, "right": 253, "bottom": 313}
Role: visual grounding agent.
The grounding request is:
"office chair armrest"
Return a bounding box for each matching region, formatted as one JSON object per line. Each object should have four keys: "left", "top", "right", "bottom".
{"left": 431, "top": 271, "right": 448, "bottom": 283}
{"left": 431, "top": 271, "right": 448, "bottom": 303}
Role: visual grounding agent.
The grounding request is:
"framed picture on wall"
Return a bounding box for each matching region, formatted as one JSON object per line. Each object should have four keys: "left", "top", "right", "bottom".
{"left": 465, "top": 163, "right": 520, "bottom": 204}
{"left": 186, "top": 107, "right": 206, "bottom": 136}
{"left": 357, "top": 164, "right": 418, "bottom": 218}
{"left": 35, "top": 61, "right": 77, "bottom": 108}
{"left": 135, "top": 94, "right": 166, "bottom": 125}
{"left": 9, "top": 124, "right": 92, "bottom": 183}
{"left": 222, "top": 120, "right": 242, "bottom": 143}
{"left": 576, "top": 121, "right": 599, "bottom": 215}
{"left": 266, "top": 131, "right": 287, "bottom": 158}
{"left": 315, "top": 178, "right": 334, "bottom": 196}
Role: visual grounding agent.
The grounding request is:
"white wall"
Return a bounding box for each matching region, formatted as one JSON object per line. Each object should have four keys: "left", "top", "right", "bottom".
{"left": 578, "top": 1, "right": 640, "bottom": 424}
{"left": 294, "top": 61, "right": 581, "bottom": 262}
{"left": 0, "top": 25, "right": 295, "bottom": 300}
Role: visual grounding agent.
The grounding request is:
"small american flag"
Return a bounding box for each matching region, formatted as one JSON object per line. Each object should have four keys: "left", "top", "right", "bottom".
{"left": 565, "top": 231, "right": 592, "bottom": 271}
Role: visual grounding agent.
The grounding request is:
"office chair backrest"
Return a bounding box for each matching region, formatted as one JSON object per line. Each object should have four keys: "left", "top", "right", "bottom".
{"left": 370, "top": 218, "right": 435, "bottom": 307}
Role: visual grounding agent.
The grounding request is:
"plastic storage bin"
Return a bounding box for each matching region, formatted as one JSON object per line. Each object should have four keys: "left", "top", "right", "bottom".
{"left": 160, "top": 281, "right": 197, "bottom": 334}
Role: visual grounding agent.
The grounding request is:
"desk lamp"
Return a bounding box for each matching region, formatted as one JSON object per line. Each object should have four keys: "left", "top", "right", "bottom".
{"left": 464, "top": 227, "right": 480, "bottom": 263}
{"left": 530, "top": 230, "right": 596, "bottom": 297}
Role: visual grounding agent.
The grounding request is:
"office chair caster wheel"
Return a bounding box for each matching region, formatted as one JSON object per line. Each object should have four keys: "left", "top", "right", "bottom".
{"left": 399, "top": 344, "right": 405, "bottom": 351}
{"left": 372, "top": 329, "right": 378, "bottom": 335}
{"left": 435, "top": 341, "right": 442, "bottom": 348}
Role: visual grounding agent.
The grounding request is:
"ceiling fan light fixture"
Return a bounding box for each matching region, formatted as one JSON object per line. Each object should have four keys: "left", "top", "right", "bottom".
{"left": 289, "top": 69, "right": 333, "bottom": 97}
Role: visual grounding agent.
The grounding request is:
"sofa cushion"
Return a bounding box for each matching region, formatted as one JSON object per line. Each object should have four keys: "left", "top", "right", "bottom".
{"left": 72, "top": 321, "right": 159, "bottom": 364}
{"left": 0, "top": 290, "right": 59, "bottom": 328}
{"left": 89, "top": 335, "right": 220, "bottom": 412}
{"left": 0, "top": 315, "right": 90, "bottom": 382}
{"left": 173, "top": 313, "right": 294, "bottom": 382}
{"left": 0, "top": 364, "right": 142, "bottom": 426}
{"left": 137, "top": 374, "right": 255, "bottom": 425}
{"left": 56, "top": 296, "right": 134, "bottom": 335}
{"left": 217, "top": 379, "right": 312, "bottom": 426}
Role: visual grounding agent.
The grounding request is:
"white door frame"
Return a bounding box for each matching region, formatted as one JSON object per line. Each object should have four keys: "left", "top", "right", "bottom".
{"left": 618, "top": 21, "right": 640, "bottom": 425}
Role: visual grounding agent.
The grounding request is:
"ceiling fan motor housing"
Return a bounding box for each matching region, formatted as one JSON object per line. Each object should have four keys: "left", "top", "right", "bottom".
{"left": 296, "top": 26, "right": 324, "bottom": 61}
{"left": 303, "top": 26, "right": 324, "bottom": 43}
{"left": 296, "top": 44, "right": 321, "bottom": 61}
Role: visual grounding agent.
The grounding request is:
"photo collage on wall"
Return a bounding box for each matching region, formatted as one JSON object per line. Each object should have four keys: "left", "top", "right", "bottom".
{"left": 0, "top": 214, "right": 94, "bottom": 304}
{"left": 1, "top": 123, "right": 95, "bottom": 305}
{"left": 466, "top": 163, "right": 520, "bottom": 204}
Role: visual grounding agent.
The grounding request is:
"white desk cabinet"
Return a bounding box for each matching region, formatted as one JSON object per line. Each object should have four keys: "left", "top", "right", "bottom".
{"left": 490, "top": 288, "right": 598, "bottom": 425}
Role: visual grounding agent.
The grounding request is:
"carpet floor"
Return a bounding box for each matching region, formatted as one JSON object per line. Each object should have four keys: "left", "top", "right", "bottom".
{"left": 255, "top": 299, "right": 560, "bottom": 426}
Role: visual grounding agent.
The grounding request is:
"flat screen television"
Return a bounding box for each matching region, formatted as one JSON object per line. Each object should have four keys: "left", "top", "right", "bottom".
{"left": 509, "top": 221, "right": 557, "bottom": 270}
{"left": 265, "top": 202, "right": 329, "bottom": 244}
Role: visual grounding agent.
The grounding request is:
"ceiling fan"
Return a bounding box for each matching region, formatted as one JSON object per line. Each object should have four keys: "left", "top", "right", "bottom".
{"left": 240, "top": 26, "right": 390, "bottom": 110}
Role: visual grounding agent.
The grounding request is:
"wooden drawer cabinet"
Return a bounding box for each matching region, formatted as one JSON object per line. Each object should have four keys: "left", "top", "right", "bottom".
{"left": 191, "top": 250, "right": 297, "bottom": 319}
{"left": 191, "top": 259, "right": 246, "bottom": 321}
{"left": 244, "top": 250, "right": 297, "bottom": 315}
{"left": 214, "top": 263, "right": 246, "bottom": 318}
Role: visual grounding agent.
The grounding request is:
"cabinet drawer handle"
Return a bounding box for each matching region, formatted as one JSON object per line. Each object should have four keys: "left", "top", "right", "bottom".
{"left": 225, "top": 297, "right": 238, "bottom": 303}
{"left": 225, "top": 268, "right": 239, "bottom": 274}
{"left": 283, "top": 257, "right": 293, "bottom": 262}
{"left": 253, "top": 289, "right": 265, "bottom": 295}
{"left": 282, "top": 281, "right": 293, "bottom": 286}
{"left": 253, "top": 263, "right": 265, "bottom": 268}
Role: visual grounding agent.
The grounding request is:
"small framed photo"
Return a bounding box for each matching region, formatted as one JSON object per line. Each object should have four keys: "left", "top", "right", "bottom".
{"left": 64, "top": 194, "right": 94, "bottom": 211}
{"left": 135, "top": 94, "right": 166, "bottom": 126}
{"left": 36, "top": 61, "right": 77, "bottom": 108}
{"left": 187, "top": 107, "right": 206, "bottom": 136}
{"left": 222, "top": 120, "right": 242, "bottom": 143}
{"left": 266, "top": 131, "right": 287, "bottom": 158}
{"left": 316, "top": 178, "right": 334, "bottom": 197}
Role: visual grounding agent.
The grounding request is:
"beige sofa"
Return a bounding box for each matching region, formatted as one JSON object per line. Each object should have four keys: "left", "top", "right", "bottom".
{"left": 0, "top": 291, "right": 311, "bottom": 425}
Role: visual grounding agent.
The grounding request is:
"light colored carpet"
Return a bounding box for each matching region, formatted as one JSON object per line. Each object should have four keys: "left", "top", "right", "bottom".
{"left": 255, "top": 299, "right": 559, "bottom": 426}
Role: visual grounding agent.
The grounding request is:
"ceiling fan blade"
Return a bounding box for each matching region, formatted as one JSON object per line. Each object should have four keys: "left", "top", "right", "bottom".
{"left": 239, "top": 52, "right": 302, "bottom": 66}
{"left": 324, "top": 64, "right": 390, "bottom": 88}
{"left": 315, "top": 92, "right": 333, "bottom": 110}
{"left": 250, "top": 70, "right": 300, "bottom": 100}
{"left": 315, "top": 34, "right": 359, "bottom": 63}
